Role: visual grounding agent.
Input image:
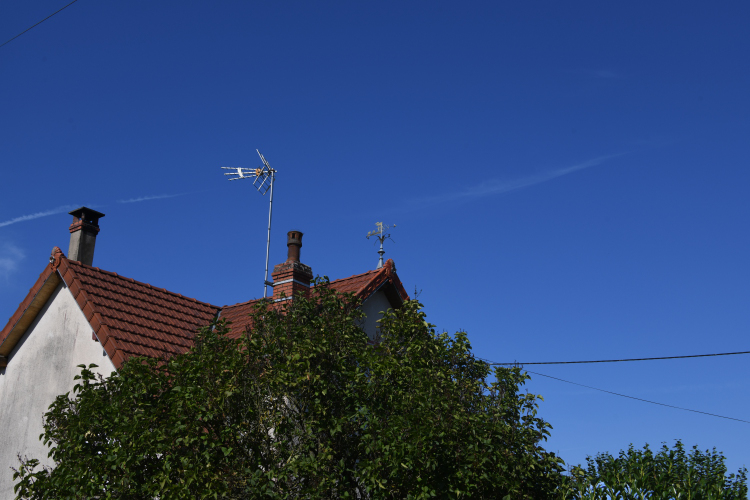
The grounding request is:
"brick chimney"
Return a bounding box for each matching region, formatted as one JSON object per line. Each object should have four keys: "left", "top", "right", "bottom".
{"left": 68, "top": 207, "right": 105, "bottom": 266}
{"left": 271, "top": 230, "right": 313, "bottom": 300}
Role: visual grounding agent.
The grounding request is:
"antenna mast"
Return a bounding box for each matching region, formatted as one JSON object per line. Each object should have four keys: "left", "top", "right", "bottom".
{"left": 221, "top": 149, "right": 277, "bottom": 298}
{"left": 366, "top": 222, "right": 396, "bottom": 269}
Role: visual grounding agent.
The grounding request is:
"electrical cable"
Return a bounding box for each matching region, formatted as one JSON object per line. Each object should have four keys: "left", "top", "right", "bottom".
{"left": 486, "top": 350, "right": 750, "bottom": 365}
{"left": 0, "top": 0, "right": 80, "bottom": 50}
{"left": 523, "top": 369, "right": 750, "bottom": 424}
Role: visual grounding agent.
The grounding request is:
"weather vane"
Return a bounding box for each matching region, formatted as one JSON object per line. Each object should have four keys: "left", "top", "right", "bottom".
{"left": 222, "top": 149, "right": 277, "bottom": 298}
{"left": 366, "top": 222, "right": 396, "bottom": 269}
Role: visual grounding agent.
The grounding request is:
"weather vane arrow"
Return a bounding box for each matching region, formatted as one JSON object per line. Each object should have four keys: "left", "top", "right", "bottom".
{"left": 366, "top": 222, "right": 396, "bottom": 269}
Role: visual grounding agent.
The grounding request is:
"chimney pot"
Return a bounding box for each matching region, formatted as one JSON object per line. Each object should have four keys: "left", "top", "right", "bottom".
{"left": 68, "top": 207, "right": 105, "bottom": 266}
{"left": 286, "top": 230, "right": 303, "bottom": 263}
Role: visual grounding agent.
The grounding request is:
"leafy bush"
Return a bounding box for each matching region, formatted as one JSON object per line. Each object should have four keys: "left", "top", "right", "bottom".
{"left": 558, "top": 440, "right": 748, "bottom": 500}
{"left": 14, "top": 281, "right": 563, "bottom": 499}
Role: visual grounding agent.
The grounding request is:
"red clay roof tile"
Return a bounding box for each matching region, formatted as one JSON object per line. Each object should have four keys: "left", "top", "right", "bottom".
{"left": 55, "top": 258, "right": 221, "bottom": 368}
{"left": 1, "top": 251, "right": 408, "bottom": 370}
{"left": 218, "top": 260, "right": 408, "bottom": 336}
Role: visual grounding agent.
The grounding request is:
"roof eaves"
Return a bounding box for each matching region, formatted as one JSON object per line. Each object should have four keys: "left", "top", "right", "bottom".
{"left": 354, "top": 268, "right": 388, "bottom": 302}
{"left": 0, "top": 251, "right": 63, "bottom": 361}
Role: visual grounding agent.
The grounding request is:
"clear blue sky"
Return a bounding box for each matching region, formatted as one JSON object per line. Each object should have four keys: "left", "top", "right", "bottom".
{"left": 2, "top": 0, "right": 749, "bottom": 474}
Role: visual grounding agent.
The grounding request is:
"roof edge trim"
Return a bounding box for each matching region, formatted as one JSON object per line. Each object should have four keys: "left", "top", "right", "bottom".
{"left": 0, "top": 263, "right": 61, "bottom": 357}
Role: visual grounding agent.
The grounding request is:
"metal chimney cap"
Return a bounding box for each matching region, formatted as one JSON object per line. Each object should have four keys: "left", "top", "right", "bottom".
{"left": 69, "top": 207, "right": 105, "bottom": 224}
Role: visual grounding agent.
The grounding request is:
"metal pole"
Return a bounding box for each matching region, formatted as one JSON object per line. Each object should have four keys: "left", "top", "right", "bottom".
{"left": 263, "top": 171, "right": 275, "bottom": 298}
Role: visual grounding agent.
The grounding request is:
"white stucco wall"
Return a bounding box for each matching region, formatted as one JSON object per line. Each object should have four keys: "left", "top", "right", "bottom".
{"left": 360, "top": 289, "right": 393, "bottom": 341}
{"left": 0, "top": 282, "right": 117, "bottom": 498}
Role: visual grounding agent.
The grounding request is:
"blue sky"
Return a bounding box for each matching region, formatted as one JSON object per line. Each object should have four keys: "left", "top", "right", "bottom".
{"left": 1, "top": 0, "right": 749, "bottom": 473}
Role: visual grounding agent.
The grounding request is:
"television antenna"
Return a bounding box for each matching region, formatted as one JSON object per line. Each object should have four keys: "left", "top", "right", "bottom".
{"left": 366, "top": 222, "right": 396, "bottom": 269}
{"left": 222, "top": 149, "right": 277, "bottom": 298}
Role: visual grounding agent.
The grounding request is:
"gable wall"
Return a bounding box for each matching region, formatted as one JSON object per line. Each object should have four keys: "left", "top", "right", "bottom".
{"left": 360, "top": 289, "right": 393, "bottom": 340}
{"left": 0, "top": 282, "right": 116, "bottom": 497}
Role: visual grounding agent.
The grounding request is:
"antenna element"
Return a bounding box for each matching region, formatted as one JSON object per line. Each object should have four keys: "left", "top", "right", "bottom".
{"left": 221, "top": 149, "right": 278, "bottom": 298}
{"left": 366, "top": 222, "right": 396, "bottom": 269}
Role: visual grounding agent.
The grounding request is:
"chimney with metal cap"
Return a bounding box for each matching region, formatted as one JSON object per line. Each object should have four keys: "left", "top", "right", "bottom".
{"left": 68, "top": 207, "right": 105, "bottom": 266}
{"left": 271, "top": 230, "right": 313, "bottom": 300}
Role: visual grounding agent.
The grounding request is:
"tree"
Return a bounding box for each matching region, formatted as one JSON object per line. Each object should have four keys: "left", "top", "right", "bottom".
{"left": 558, "top": 441, "right": 748, "bottom": 500}
{"left": 14, "top": 280, "right": 564, "bottom": 499}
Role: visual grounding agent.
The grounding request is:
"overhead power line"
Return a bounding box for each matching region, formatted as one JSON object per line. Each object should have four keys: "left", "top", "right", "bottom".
{"left": 0, "top": 0, "right": 79, "bottom": 50}
{"left": 487, "top": 350, "right": 750, "bottom": 365}
{"left": 525, "top": 369, "right": 750, "bottom": 424}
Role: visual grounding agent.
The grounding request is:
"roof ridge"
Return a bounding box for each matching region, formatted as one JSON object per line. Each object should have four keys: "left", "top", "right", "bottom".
{"left": 66, "top": 259, "right": 219, "bottom": 309}
{"left": 222, "top": 298, "right": 262, "bottom": 309}
{"left": 319, "top": 267, "right": 380, "bottom": 284}
{"left": 222, "top": 269, "right": 381, "bottom": 307}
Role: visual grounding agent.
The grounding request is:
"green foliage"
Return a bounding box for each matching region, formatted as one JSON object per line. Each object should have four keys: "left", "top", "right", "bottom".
{"left": 14, "top": 280, "right": 563, "bottom": 499}
{"left": 558, "top": 441, "right": 748, "bottom": 500}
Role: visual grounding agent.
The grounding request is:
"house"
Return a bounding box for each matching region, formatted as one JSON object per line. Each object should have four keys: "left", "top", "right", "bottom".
{"left": 0, "top": 207, "right": 408, "bottom": 497}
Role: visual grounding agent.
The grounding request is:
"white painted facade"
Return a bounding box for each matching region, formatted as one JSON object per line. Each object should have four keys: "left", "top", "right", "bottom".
{"left": 0, "top": 282, "right": 116, "bottom": 498}
{"left": 360, "top": 289, "right": 393, "bottom": 341}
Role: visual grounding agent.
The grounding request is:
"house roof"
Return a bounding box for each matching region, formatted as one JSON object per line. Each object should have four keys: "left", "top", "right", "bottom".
{"left": 220, "top": 260, "right": 409, "bottom": 335}
{"left": 0, "top": 249, "right": 408, "bottom": 369}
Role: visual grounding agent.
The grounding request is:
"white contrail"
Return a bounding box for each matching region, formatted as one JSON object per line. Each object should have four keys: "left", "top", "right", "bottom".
{"left": 0, "top": 205, "right": 80, "bottom": 228}
{"left": 413, "top": 153, "right": 623, "bottom": 207}
{"left": 0, "top": 243, "right": 25, "bottom": 281}
{"left": 117, "top": 193, "right": 185, "bottom": 204}
{"left": 0, "top": 192, "right": 191, "bottom": 228}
